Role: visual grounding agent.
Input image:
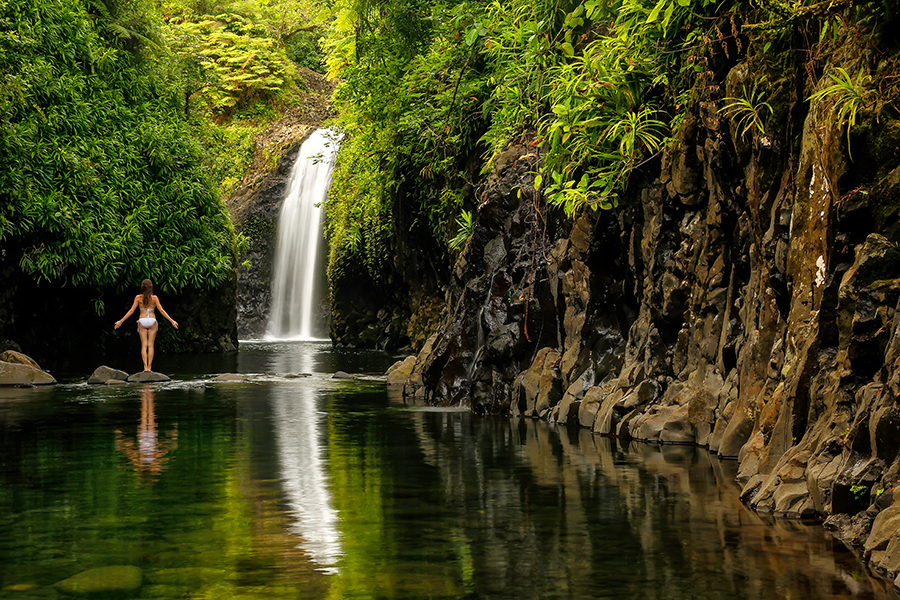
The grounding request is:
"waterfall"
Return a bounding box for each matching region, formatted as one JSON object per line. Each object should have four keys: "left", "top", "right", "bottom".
{"left": 266, "top": 128, "right": 340, "bottom": 340}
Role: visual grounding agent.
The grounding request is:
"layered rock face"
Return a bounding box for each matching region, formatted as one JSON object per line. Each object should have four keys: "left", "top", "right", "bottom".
{"left": 402, "top": 53, "right": 900, "bottom": 581}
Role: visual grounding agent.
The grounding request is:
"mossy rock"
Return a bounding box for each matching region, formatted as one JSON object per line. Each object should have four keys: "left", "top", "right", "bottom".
{"left": 53, "top": 566, "right": 142, "bottom": 597}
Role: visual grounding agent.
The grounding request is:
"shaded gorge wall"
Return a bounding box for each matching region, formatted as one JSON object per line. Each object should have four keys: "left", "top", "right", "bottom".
{"left": 392, "top": 16, "right": 900, "bottom": 590}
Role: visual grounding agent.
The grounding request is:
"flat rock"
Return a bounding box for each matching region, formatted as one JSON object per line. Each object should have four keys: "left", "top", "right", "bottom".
{"left": 212, "top": 373, "right": 248, "bottom": 382}
{"left": 283, "top": 373, "right": 312, "bottom": 378}
{"left": 54, "top": 565, "right": 142, "bottom": 597}
{"left": 0, "top": 350, "right": 41, "bottom": 369}
{"left": 0, "top": 361, "right": 56, "bottom": 386}
{"left": 126, "top": 372, "right": 170, "bottom": 383}
{"left": 88, "top": 366, "right": 129, "bottom": 385}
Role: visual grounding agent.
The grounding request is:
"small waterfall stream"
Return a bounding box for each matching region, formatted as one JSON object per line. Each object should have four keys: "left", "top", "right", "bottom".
{"left": 266, "top": 129, "right": 340, "bottom": 340}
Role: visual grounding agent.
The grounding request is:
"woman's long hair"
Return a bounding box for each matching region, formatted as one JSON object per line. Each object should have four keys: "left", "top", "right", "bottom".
{"left": 141, "top": 279, "right": 153, "bottom": 308}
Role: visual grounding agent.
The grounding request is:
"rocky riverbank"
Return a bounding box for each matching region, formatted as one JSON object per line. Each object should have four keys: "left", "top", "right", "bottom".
{"left": 389, "top": 39, "right": 900, "bottom": 587}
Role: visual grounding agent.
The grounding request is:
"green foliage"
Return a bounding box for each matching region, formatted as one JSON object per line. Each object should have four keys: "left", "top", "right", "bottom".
{"left": 808, "top": 66, "right": 876, "bottom": 160}
{"left": 720, "top": 83, "right": 774, "bottom": 140}
{"left": 324, "top": 0, "right": 492, "bottom": 278}
{"left": 0, "top": 0, "right": 235, "bottom": 294}
{"left": 199, "top": 119, "right": 257, "bottom": 197}
{"left": 284, "top": 28, "right": 325, "bottom": 72}
{"left": 850, "top": 483, "right": 869, "bottom": 500}
{"left": 448, "top": 210, "right": 474, "bottom": 250}
{"left": 163, "top": 8, "right": 300, "bottom": 115}
{"left": 484, "top": 0, "right": 726, "bottom": 214}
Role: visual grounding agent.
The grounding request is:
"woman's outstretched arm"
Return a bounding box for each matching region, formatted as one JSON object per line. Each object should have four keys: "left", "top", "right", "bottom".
{"left": 153, "top": 296, "right": 179, "bottom": 329}
{"left": 114, "top": 296, "right": 139, "bottom": 329}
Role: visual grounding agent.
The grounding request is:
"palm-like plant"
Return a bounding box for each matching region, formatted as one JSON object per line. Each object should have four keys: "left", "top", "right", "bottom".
{"left": 720, "top": 84, "right": 773, "bottom": 140}
{"left": 808, "top": 66, "right": 875, "bottom": 159}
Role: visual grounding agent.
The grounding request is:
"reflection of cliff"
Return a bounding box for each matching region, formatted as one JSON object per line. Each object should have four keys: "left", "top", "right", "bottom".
{"left": 410, "top": 411, "right": 894, "bottom": 599}
{"left": 271, "top": 383, "right": 342, "bottom": 571}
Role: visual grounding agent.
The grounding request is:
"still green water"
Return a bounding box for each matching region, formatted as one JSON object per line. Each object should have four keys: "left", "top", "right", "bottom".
{"left": 0, "top": 341, "right": 896, "bottom": 599}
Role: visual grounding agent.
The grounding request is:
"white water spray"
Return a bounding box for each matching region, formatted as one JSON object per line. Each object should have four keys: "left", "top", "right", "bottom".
{"left": 267, "top": 129, "right": 340, "bottom": 340}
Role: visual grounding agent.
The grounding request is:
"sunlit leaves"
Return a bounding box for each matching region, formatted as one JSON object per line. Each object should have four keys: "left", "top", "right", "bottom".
{"left": 0, "top": 0, "right": 236, "bottom": 294}
{"left": 163, "top": 11, "right": 299, "bottom": 114}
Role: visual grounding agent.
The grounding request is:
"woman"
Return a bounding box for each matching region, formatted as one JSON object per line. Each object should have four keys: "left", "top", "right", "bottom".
{"left": 114, "top": 279, "right": 178, "bottom": 372}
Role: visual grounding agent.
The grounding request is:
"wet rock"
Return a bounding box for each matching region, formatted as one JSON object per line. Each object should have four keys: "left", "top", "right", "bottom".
{"left": 0, "top": 350, "right": 41, "bottom": 369}
{"left": 213, "top": 373, "right": 248, "bottom": 382}
{"left": 54, "top": 565, "right": 142, "bottom": 597}
{"left": 88, "top": 366, "right": 128, "bottom": 385}
{"left": 126, "top": 372, "right": 170, "bottom": 383}
{"left": 332, "top": 371, "right": 355, "bottom": 379}
{"left": 0, "top": 361, "right": 56, "bottom": 386}
{"left": 386, "top": 356, "right": 416, "bottom": 385}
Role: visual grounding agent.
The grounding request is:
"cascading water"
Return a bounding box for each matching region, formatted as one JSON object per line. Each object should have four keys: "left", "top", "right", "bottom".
{"left": 266, "top": 128, "right": 340, "bottom": 340}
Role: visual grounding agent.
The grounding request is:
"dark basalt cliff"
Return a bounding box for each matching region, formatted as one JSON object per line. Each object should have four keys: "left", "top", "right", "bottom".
{"left": 0, "top": 256, "right": 238, "bottom": 371}
{"left": 393, "top": 44, "right": 900, "bottom": 583}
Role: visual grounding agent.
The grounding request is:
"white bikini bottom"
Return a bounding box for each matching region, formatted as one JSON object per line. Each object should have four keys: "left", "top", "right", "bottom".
{"left": 138, "top": 318, "right": 157, "bottom": 329}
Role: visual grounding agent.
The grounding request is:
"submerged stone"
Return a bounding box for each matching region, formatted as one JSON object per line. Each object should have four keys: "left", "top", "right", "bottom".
{"left": 54, "top": 565, "right": 142, "bottom": 597}
{"left": 126, "top": 372, "right": 170, "bottom": 383}
{"left": 212, "top": 373, "right": 248, "bottom": 382}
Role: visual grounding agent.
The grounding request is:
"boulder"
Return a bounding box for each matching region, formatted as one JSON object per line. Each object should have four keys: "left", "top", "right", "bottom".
{"left": 126, "top": 372, "right": 171, "bottom": 383}
{"left": 0, "top": 361, "right": 56, "bottom": 386}
{"left": 54, "top": 565, "right": 142, "bottom": 597}
{"left": 0, "top": 350, "right": 41, "bottom": 369}
{"left": 386, "top": 356, "right": 417, "bottom": 386}
{"left": 332, "top": 371, "right": 356, "bottom": 379}
{"left": 88, "top": 366, "right": 129, "bottom": 385}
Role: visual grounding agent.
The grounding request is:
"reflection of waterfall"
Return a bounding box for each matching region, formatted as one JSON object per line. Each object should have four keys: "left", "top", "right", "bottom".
{"left": 272, "top": 384, "right": 342, "bottom": 572}
{"left": 267, "top": 129, "right": 341, "bottom": 340}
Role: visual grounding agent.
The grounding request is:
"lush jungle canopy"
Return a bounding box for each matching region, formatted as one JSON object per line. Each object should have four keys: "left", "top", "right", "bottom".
{"left": 2, "top": 0, "right": 895, "bottom": 318}
{"left": 321, "top": 0, "right": 898, "bottom": 285}
{"left": 0, "top": 0, "right": 325, "bottom": 312}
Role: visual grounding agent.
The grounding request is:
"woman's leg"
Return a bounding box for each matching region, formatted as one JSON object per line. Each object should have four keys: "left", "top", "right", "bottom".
{"left": 146, "top": 322, "right": 158, "bottom": 372}
{"left": 138, "top": 326, "right": 150, "bottom": 372}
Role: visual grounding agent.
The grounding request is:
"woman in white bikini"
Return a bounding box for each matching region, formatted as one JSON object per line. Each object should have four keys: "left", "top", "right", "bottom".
{"left": 114, "top": 279, "right": 179, "bottom": 372}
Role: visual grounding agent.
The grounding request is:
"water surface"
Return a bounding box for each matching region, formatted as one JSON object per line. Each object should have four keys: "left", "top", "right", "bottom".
{"left": 0, "top": 342, "right": 896, "bottom": 599}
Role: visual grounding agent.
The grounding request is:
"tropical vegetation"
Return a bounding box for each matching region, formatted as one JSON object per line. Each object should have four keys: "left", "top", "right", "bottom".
{"left": 0, "top": 0, "right": 327, "bottom": 312}
{"left": 321, "top": 0, "right": 897, "bottom": 281}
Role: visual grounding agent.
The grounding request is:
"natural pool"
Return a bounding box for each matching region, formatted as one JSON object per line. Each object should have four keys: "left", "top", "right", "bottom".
{"left": 0, "top": 341, "right": 897, "bottom": 599}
